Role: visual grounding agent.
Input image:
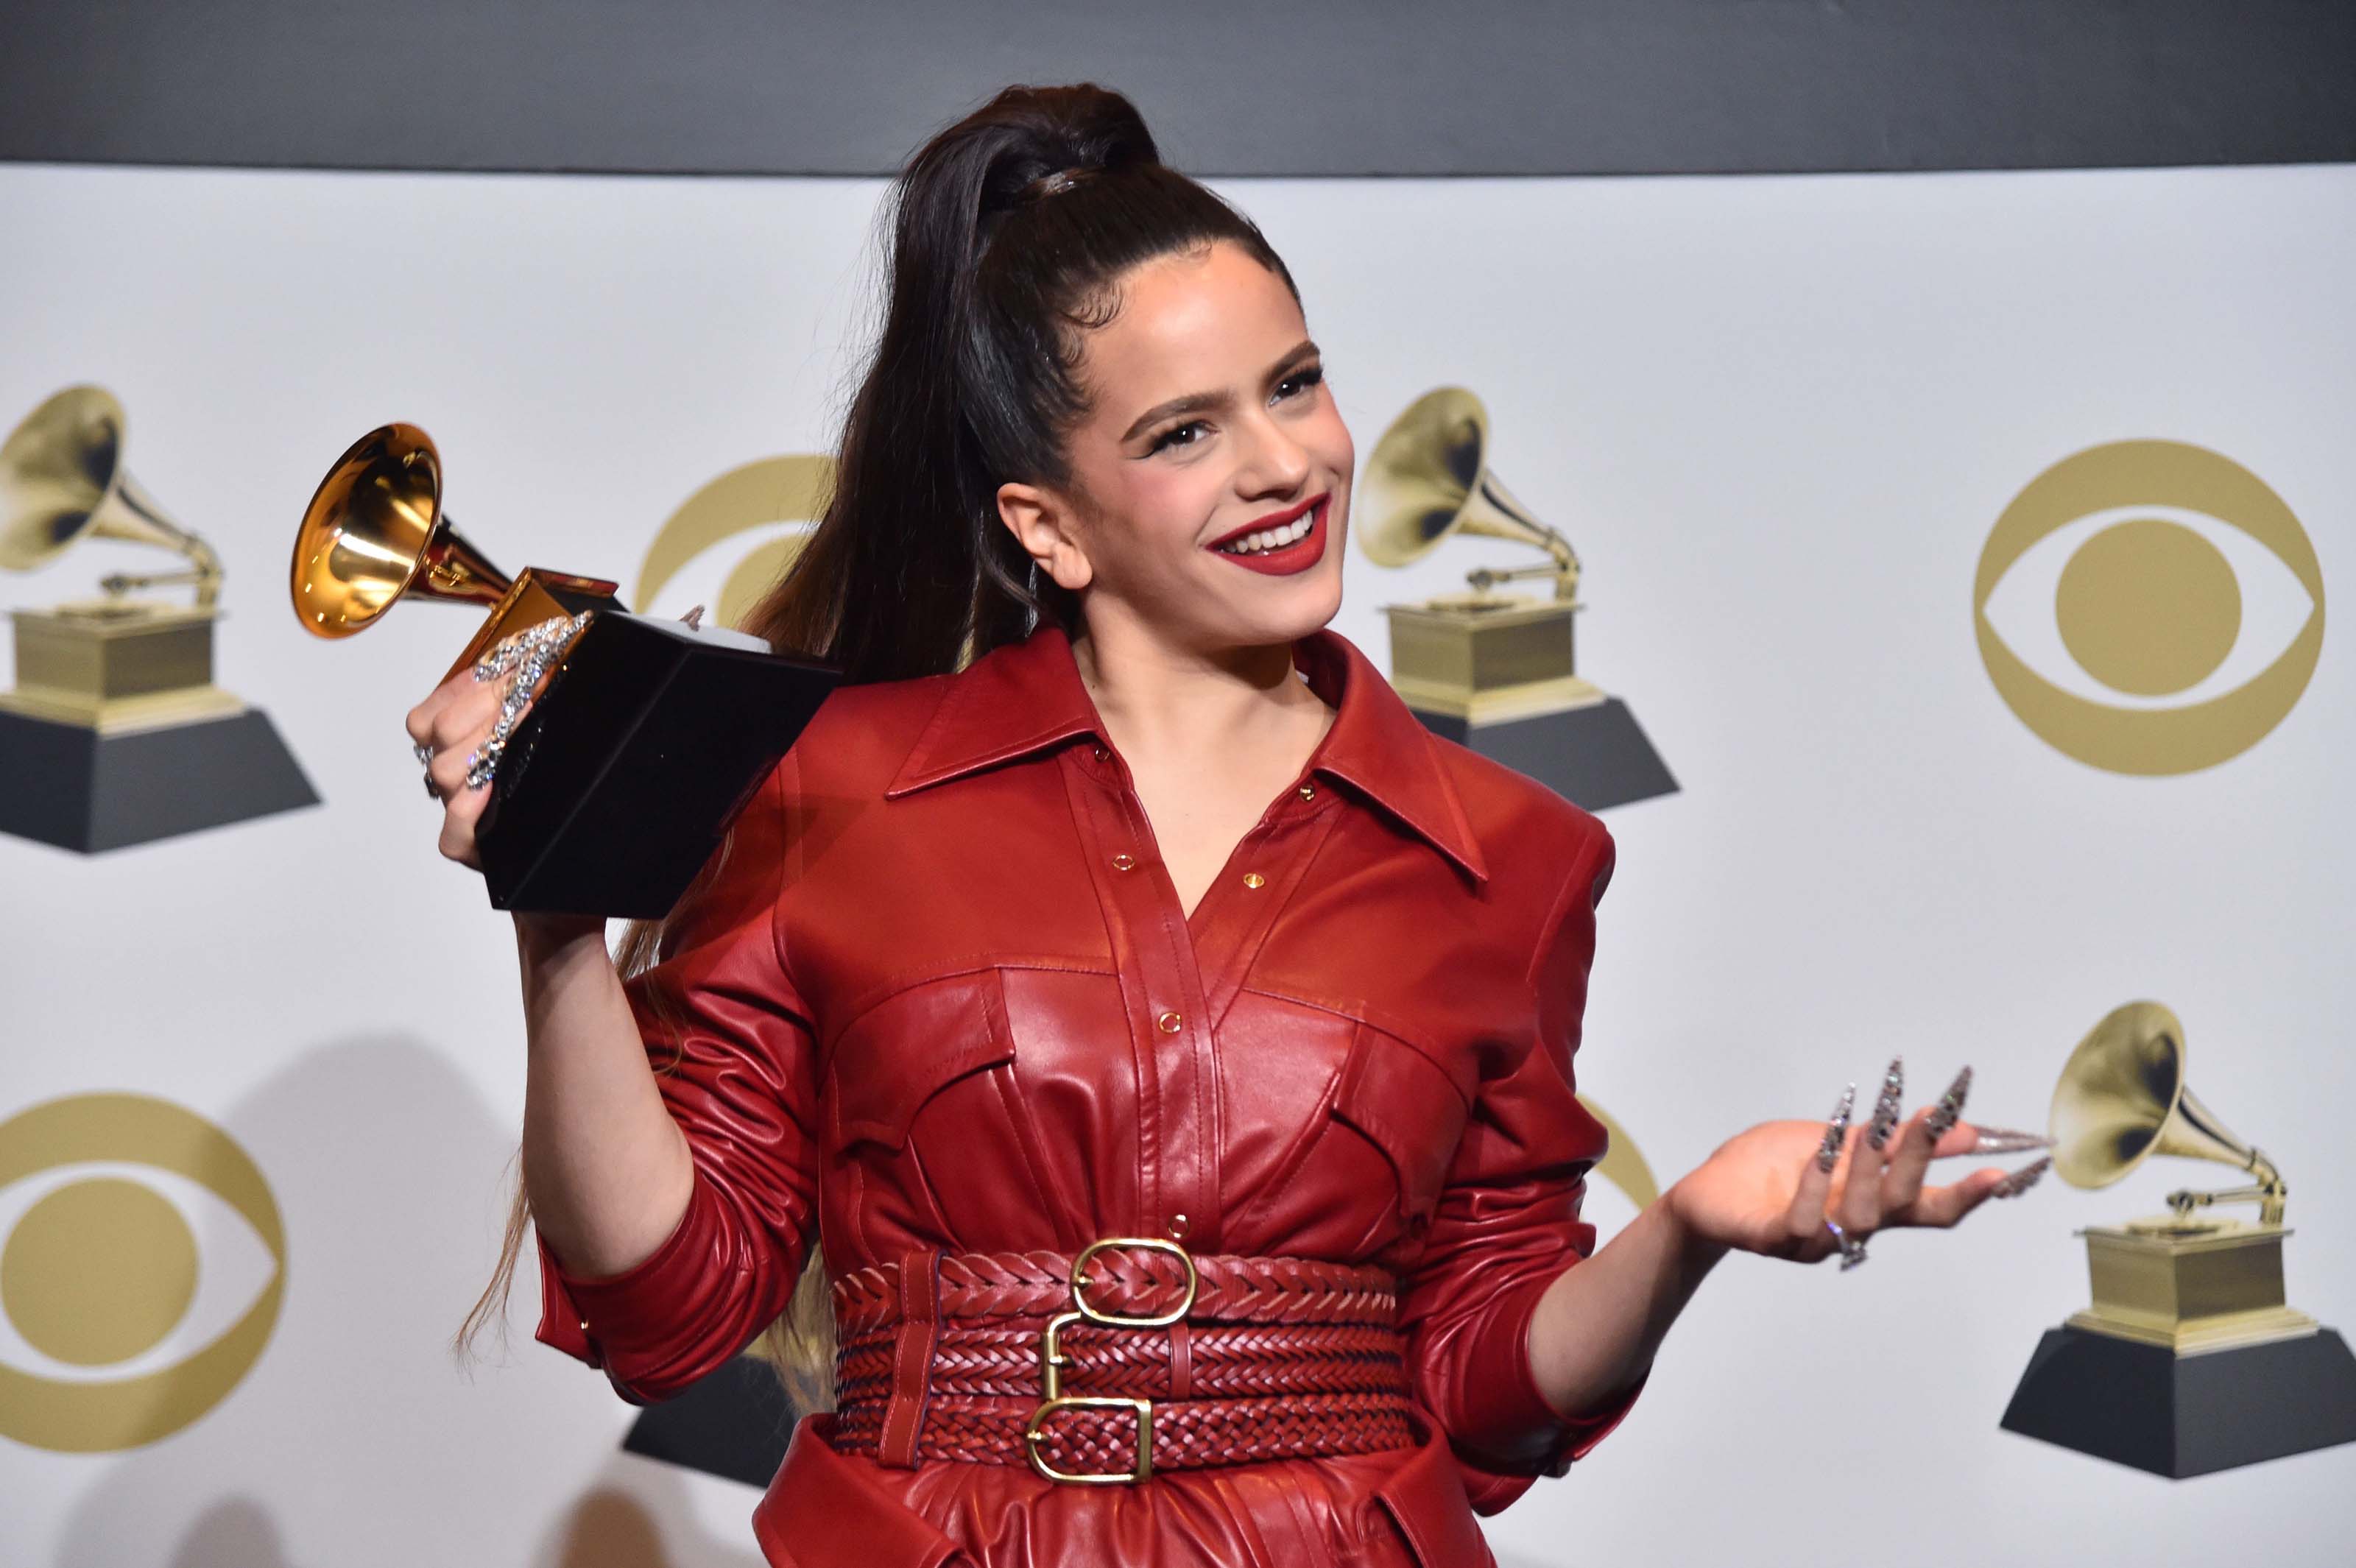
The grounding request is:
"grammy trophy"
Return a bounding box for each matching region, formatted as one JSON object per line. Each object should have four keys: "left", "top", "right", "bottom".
{"left": 289, "top": 423, "right": 839, "bottom": 917}
{"left": 1358, "top": 386, "right": 1673, "bottom": 811}
{"left": 1999, "top": 1000, "right": 2356, "bottom": 1475}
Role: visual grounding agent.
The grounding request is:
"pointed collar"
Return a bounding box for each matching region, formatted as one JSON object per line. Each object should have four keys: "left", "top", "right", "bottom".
{"left": 883, "top": 618, "right": 1487, "bottom": 885}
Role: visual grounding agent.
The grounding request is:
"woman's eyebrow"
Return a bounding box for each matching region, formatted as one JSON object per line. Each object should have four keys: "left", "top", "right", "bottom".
{"left": 1119, "top": 339, "right": 1321, "bottom": 442}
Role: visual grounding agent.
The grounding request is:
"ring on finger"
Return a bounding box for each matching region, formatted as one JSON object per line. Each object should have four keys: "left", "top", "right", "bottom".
{"left": 1824, "top": 1218, "right": 1869, "bottom": 1271}
{"left": 423, "top": 764, "right": 444, "bottom": 802}
{"left": 412, "top": 739, "right": 434, "bottom": 764}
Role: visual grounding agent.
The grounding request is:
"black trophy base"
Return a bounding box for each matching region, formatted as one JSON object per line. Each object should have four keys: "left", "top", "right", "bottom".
{"left": 621, "top": 1357, "right": 802, "bottom": 1489}
{"left": 0, "top": 707, "right": 320, "bottom": 852}
{"left": 2000, "top": 1324, "right": 2356, "bottom": 1477}
{"left": 1408, "top": 696, "right": 1677, "bottom": 813}
{"left": 477, "top": 611, "right": 840, "bottom": 919}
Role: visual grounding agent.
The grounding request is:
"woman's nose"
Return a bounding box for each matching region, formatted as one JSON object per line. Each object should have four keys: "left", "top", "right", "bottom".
{"left": 1234, "top": 409, "right": 1313, "bottom": 494}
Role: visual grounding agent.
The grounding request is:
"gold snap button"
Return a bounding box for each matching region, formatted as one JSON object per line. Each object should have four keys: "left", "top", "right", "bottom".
{"left": 1092, "top": 744, "right": 1109, "bottom": 762}
{"left": 1242, "top": 872, "right": 1265, "bottom": 889}
{"left": 1156, "top": 1010, "right": 1182, "bottom": 1034}
{"left": 1111, "top": 852, "right": 1135, "bottom": 871}
{"left": 1168, "top": 1213, "right": 1190, "bottom": 1239}
{"left": 1297, "top": 783, "right": 1315, "bottom": 800}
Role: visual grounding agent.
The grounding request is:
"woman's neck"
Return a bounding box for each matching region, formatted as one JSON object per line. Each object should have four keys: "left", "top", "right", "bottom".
{"left": 1068, "top": 618, "right": 1332, "bottom": 771}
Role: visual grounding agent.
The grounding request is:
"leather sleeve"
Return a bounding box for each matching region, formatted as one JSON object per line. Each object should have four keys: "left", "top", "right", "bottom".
{"left": 529, "top": 757, "right": 819, "bottom": 1405}
{"left": 1396, "top": 820, "right": 1646, "bottom": 1513}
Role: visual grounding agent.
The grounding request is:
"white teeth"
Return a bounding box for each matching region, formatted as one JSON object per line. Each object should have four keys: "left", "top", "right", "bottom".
{"left": 1218, "top": 511, "right": 1314, "bottom": 555}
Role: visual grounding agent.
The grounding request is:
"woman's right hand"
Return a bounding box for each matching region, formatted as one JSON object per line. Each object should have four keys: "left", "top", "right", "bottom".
{"left": 403, "top": 614, "right": 586, "bottom": 870}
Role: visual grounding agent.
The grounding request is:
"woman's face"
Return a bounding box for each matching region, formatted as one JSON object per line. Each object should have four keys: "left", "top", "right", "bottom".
{"left": 998, "top": 237, "right": 1354, "bottom": 654}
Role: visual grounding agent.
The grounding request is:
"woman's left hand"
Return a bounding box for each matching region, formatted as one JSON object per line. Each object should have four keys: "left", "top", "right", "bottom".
{"left": 1662, "top": 1062, "right": 2052, "bottom": 1266}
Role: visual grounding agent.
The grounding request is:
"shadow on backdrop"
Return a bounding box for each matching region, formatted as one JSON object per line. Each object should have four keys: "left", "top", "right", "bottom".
{"left": 52, "top": 1035, "right": 765, "bottom": 1568}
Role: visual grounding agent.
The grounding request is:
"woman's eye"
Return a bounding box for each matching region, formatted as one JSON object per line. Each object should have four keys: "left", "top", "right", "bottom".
{"left": 1147, "top": 367, "right": 1322, "bottom": 455}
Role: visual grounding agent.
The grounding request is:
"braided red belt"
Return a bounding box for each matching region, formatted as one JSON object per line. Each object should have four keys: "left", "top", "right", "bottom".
{"left": 828, "top": 1237, "right": 1415, "bottom": 1483}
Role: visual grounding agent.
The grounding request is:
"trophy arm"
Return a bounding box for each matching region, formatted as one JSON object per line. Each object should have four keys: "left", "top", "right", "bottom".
{"left": 104, "top": 469, "right": 225, "bottom": 610}
{"left": 1460, "top": 470, "right": 1583, "bottom": 603}
{"left": 100, "top": 565, "right": 219, "bottom": 600}
{"left": 2165, "top": 1145, "right": 2286, "bottom": 1225}
{"left": 1466, "top": 560, "right": 1584, "bottom": 607}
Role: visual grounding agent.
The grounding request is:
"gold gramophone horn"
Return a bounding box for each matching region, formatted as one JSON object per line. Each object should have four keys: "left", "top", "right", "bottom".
{"left": 1358, "top": 386, "right": 1580, "bottom": 602}
{"left": 0, "top": 385, "right": 223, "bottom": 610}
{"left": 2050, "top": 1000, "right": 2286, "bottom": 1226}
{"left": 289, "top": 423, "right": 512, "bottom": 638}
{"left": 290, "top": 423, "right": 623, "bottom": 685}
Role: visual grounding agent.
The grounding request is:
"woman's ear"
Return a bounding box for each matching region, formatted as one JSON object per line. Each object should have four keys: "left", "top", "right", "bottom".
{"left": 997, "top": 481, "right": 1094, "bottom": 592}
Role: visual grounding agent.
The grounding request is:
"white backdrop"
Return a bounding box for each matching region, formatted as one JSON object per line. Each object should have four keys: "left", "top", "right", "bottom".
{"left": 1, "top": 158, "right": 2351, "bottom": 1566}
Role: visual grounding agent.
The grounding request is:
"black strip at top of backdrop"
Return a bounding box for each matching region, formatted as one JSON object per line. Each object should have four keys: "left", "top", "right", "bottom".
{"left": 4, "top": 1, "right": 2346, "bottom": 179}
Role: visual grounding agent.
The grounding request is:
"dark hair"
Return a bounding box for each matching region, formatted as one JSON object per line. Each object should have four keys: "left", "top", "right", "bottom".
{"left": 743, "top": 80, "right": 1300, "bottom": 681}
{"left": 459, "top": 82, "right": 1300, "bottom": 1407}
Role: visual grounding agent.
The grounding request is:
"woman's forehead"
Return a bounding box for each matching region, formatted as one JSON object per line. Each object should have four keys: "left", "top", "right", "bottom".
{"left": 1080, "top": 244, "right": 1306, "bottom": 417}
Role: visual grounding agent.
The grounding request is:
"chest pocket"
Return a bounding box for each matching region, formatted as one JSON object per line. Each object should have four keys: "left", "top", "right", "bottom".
{"left": 824, "top": 970, "right": 1015, "bottom": 1156}
{"left": 1329, "top": 1021, "right": 1474, "bottom": 1232}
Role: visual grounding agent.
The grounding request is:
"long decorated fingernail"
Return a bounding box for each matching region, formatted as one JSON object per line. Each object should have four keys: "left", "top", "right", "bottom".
{"left": 1817, "top": 1084, "right": 1856, "bottom": 1173}
{"left": 1968, "top": 1126, "right": 2053, "bottom": 1155}
{"left": 1992, "top": 1154, "right": 2053, "bottom": 1198}
{"left": 1924, "top": 1065, "right": 1973, "bottom": 1141}
{"left": 1867, "top": 1056, "right": 1905, "bottom": 1150}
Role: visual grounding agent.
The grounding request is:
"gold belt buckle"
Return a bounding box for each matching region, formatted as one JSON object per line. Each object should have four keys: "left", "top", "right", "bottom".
{"left": 1023, "top": 1235, "right": 1198, "bottom": 1484}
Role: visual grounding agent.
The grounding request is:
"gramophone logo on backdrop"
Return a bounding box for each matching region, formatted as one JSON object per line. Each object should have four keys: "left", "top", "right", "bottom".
{"left": 0, "top": 1093, "right": 286, "bottom": 1452}
{"left": 1358, "top": 387, "right": 1675, "bottom": 813}
{"left": 1975, "top": 440, "right": 2324, "bottom": 774}
{"left": 0, "top": 385, "right": 319, "bottom": 852}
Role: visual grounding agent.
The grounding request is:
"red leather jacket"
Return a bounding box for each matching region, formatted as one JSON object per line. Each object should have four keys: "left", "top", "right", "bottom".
{"left": 534, "top": 618, "right": 1643, "bottom": 1567}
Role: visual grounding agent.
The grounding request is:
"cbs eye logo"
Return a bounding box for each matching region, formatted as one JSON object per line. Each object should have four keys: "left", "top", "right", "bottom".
{"left": 0, "top": 1093, "right": 284, "bottom": 1452}
{"left": 1975, "top": 440, "right": 2324, "bottom": 775}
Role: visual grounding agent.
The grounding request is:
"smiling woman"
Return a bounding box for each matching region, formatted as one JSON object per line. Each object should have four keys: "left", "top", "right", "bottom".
{"left": 406, "top": 80, "right": 2032, "bottom": 1568}
{"left": 992, "top": 237, "right": 1353, "bottom": 656}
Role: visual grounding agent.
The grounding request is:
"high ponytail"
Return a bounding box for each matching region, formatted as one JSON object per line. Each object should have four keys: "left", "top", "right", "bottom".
{"left": 737, "top": 80, "right": 1298, "bottom": 681}
{"left": 460, "top": 82, "right": 1299, "bottom": 1412}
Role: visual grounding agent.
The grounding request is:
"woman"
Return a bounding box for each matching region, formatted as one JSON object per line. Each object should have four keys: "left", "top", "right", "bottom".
{"left": 408, "top": 83, "right": 2048, "bottom": 1568}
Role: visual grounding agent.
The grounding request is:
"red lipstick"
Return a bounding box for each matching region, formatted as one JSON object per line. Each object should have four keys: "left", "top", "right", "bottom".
{"left": 1203, "top": 493, "right": 1330, "bottom": 576}
{"left": 1207, "top": 492, "right": 1325, "bottom": 551}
